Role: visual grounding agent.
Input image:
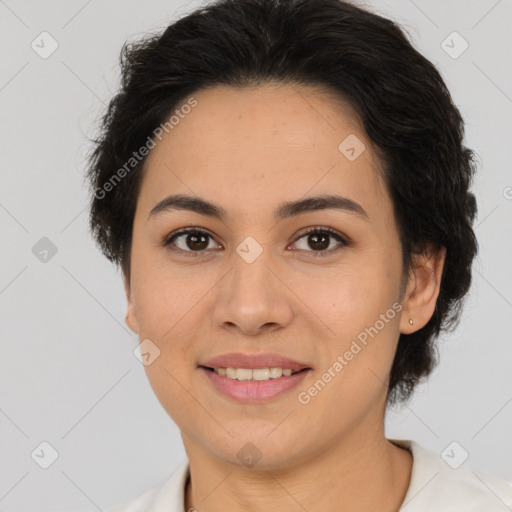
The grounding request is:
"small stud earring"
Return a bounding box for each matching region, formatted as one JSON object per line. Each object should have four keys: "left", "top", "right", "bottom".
{"left": 409, "top": 318, "right": 414, "bottom": 325}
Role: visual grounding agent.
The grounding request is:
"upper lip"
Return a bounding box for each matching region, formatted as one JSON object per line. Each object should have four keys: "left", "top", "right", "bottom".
{"left": 200, "top": 352, "right": 312, "bottom": 371}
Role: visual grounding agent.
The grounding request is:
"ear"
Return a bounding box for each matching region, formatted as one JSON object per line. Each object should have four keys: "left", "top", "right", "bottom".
{"left": 399, "top": 245, "right": 446, "bottom": 334}
{"left": 124, "top": 274, "right": 139, "bottom": 334}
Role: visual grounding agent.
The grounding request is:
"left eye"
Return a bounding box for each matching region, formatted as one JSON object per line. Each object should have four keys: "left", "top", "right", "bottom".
{"left": 164, "top": 227, "right": 347, "bottom": 257}
{"left": 291, "top": 227, "right": 347, "bottom": 256}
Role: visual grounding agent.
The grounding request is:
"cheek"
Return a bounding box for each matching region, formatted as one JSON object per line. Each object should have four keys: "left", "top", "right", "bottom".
{"left": 296, "top": 253, "right": 402, "bottom": 389}
{"left": 295, "top": 257, "right": 400, "bottom": 334}
{"left": 298, "top": 303, "right": 400, "bottom": 429}
{"left": 131, "top": 251, "right": 212, "bottom": 338}
{"left": 142, "top": 360, "right": 198, "bottom": 436}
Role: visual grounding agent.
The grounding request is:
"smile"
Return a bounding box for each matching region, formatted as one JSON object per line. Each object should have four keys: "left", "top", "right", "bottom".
{"left": 199, "top": 366, "right": 311, "bottom": 402}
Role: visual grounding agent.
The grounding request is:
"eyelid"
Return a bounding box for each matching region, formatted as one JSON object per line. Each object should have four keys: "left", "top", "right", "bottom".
{"left": 164, "top": 226, "right": 216, "bottom": 244}
{"left": 289, "top": 226, "right": 349, "bottom": 256}
{"left": 293, "top": 226, "right": 349, "bottom": 245}
{"left": 163, "top": 226, "right": 222, "bottom": 252}
{"left": 164, "top": 225, "right": 349, "bottom": 257}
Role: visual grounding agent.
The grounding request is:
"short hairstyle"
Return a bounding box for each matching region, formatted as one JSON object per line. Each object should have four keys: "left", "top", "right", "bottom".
{"left": 85, "top": 0, "right": 478, "bottom": 407}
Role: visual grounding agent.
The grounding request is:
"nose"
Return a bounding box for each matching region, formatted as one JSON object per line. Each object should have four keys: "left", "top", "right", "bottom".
{"left": 211, "top": 248, "right": 294, "bottom": 336}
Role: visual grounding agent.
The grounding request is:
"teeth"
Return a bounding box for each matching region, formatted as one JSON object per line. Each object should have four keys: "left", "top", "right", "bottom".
{"left": 213, "top": 367, "right": 300, "bottom": 381}
{"left": 236, "top": 368, "right": 253, "bottom": 381}
{"left": 252, "top": 368, "right": 270, "bottom": 381}
{"left": 226, "top": 367, "right": 237, "bottom": 379}
{"left": 269, "top": 367, "right": 282, "bottom": 378}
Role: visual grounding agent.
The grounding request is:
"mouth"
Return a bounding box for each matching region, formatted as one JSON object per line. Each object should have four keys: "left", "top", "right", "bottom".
{"left": 197, "top": 352, "right": 313, "bottom": 402}
{"left": 198, "top": 364, "right": 312, "bottom": 403}
{"left": 199, "top": 366, "right": 310, "bottom": 381}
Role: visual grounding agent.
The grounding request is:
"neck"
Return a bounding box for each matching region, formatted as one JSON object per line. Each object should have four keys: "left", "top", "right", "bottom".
{"left": 183, "top": 427, "right": 412, "bottom": 512}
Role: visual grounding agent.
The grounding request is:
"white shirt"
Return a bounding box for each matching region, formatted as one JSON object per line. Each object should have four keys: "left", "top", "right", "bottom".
{"left": 106, "top": 439, "right": 512, "bottom": 511}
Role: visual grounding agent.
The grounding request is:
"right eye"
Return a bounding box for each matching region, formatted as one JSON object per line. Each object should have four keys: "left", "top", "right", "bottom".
{"left": 164, "top": 227, "right": 222, "bottom": 255}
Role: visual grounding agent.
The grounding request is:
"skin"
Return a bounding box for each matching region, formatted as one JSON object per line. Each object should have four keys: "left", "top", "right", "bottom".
{"left": 124, "top": 82, "right": 446, "bottom": 511}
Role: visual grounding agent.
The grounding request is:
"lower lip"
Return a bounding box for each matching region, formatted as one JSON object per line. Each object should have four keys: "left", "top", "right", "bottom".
{"left": 199, "top": 367, "right": 311, "bottom": 403}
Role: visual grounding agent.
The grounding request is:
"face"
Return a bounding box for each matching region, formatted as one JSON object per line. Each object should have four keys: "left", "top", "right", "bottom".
{"left": 124, "top": 83, "right": 418, "bottom": 469}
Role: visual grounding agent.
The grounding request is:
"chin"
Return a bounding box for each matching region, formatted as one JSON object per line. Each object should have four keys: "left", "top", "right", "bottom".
{"left": 206, "top": 431, "right": 309, "bottom": 471}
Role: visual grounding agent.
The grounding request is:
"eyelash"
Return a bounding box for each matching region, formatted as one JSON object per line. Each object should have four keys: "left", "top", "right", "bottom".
{"left": 163, "top": 226, "right": 349, "bottom": 258}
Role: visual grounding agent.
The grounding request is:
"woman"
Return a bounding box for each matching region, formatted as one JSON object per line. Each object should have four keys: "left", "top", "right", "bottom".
{"left": 85, "top": 0, "right": 512, "bottom": 510}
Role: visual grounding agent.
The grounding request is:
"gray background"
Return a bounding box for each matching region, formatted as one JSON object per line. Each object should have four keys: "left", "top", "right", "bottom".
{"left": 1, "top": 0, "right": 511, "bottom": 510}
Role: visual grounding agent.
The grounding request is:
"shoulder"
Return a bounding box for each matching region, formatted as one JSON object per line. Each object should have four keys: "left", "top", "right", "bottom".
{"left": 390, "top": 439, "right": 512, "bottom": 511}
{"left": 105, "top": 460, "right": 190, "bottom": 512}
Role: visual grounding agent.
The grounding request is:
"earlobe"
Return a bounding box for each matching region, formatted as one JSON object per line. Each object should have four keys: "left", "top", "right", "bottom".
{"left": 124, "top": 276, "right": 139, "bottom": 334}
{"left": 399, "top": 246, "right": 446, "bottom": 334}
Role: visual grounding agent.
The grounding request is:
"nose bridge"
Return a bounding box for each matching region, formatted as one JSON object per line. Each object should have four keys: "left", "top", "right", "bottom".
{"left": 227, "top": 229, "right": 273, "bottom": 286}
{"left": 230, "top": 239, "right": 276, "bottom": 309}
{"left": 212, "top": 236, "right": 293, "bottom": 334}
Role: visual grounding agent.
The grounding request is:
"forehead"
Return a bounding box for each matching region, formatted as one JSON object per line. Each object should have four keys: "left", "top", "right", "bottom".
{"left": 138, "top": 83, "right": 389, "bottom": 222}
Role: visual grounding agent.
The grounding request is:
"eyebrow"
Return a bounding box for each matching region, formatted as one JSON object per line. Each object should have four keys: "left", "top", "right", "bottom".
{"left": 148, "top": 193, "right": 368, "bottom": 222}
